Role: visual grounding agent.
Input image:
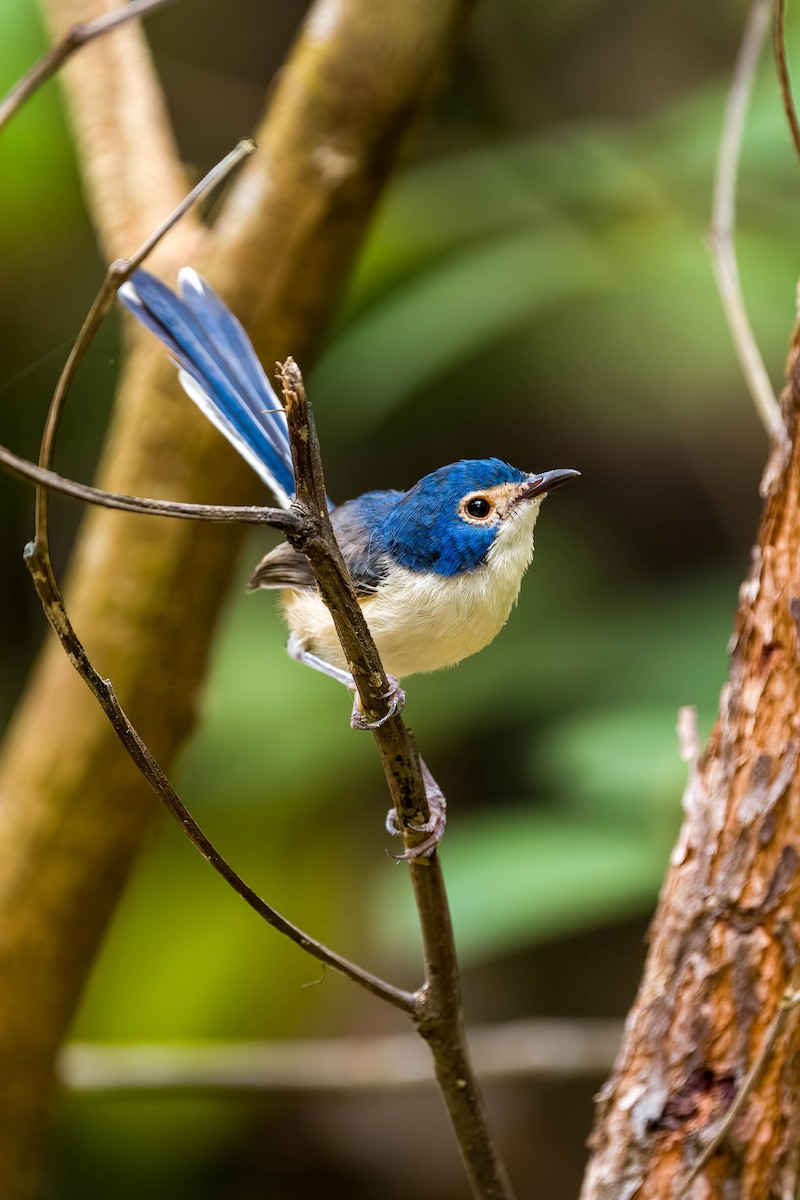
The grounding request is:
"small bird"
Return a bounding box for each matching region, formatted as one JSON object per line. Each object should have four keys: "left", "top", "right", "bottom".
{"left": 119, "top": 269, "right": 578, "bottom": 848}
{"left": 120, "top": 268, "right": 578, "bottom": 709}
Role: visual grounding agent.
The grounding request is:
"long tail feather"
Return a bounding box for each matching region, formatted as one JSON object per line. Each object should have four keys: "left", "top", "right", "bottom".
{"left": 119, "top": 269, "right": 295, "bottom": 508}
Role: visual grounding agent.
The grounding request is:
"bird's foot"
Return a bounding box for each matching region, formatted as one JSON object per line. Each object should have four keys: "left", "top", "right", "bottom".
{"left": 287, "top": 639, "right": 405, "bottom": 732}
{"left": 350, "top": 676, "right": 406, "bottom": 730}
{"left": 386, "top": 759, "right": 447, "bottom": 860}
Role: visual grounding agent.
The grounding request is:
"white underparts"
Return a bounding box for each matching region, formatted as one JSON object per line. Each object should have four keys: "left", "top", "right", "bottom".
{"left": 282, "top": 498, "right": 543, "bottom": 679}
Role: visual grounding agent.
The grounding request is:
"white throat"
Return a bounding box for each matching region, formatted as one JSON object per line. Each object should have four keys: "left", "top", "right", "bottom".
{"left": 283, "top": 498, "right": 544, "bottom": 681}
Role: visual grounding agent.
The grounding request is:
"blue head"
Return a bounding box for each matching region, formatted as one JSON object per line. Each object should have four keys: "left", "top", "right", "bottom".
{"left": 377, "top": 459, "right": 578, "bottom": 577}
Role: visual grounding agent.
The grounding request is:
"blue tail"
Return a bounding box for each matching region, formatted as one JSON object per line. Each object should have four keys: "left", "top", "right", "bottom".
{"left": 119, "top": 268, "right": 296, "bottom": 508}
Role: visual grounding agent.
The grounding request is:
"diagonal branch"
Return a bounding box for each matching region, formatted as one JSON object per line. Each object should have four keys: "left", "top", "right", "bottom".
{"left": 28, "top": 531, "right": 413, "bottom": 1010}
{"left": 38, "top": 0, "right": 200, "bottom": 266}
{"left": 276, "top": 361, "right": 515, "bottom": 1200}
{"left": 0, "top": 0, "right": 177, "bottom": 130}
{"left": 38, "top": 0, "right": 199, "bottom": 263}
{"left": 774, "top": 0, "right": 800, "bottom": 157}
{"left": 580, "top": 6, "right": 800, "bottom": 1198}
{"left": 708, "top": 0, "right": 783, "bottom": 441}
{"left": 0, "top": 2, "right": 476, "bottom": 1196}
{"left": 32, "top": 137, "right": 256, "bottom": 549}
{"left": 26, "top": 522, "right": 413, "bottom": 1012}
{"left": 11, "top": 143, "right": 414, "bottom": 1013}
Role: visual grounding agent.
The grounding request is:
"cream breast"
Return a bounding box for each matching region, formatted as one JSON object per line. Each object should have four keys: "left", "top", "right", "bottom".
{"left": 282, "top": 498, "right": 542, "bottom": 680}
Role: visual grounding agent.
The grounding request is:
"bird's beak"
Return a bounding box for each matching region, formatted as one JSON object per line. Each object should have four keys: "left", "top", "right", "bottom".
{"left": 515, "top": 468, "right": 581, "bottom": 504}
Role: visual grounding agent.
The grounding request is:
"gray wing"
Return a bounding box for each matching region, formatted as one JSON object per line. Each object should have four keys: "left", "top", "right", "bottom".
{"left": 246, "top": 541, "right": 316, "bottom": 591}
{"left": 246, "top": 489, "right": 403, "bottom": 597}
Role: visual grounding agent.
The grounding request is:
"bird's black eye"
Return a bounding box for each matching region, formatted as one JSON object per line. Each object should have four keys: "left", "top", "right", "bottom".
{"left": 465, "top": 496, "right": 492, "bottom": 520}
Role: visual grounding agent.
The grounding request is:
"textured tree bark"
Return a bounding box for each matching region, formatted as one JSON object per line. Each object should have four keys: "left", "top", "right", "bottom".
{"left": 580, "top": 345, "right": 800, "bottom": 1197}
{"left": 0, "top": 2, "right": 471, "bottom": 1196}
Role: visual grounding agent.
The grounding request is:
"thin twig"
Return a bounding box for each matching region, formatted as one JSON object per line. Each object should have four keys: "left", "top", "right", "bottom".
{"left": 276, "top": 359, "right": 432, "bottom": 836}
{"left": 0, "top": 0, "right": 178, "bottom": 132}
{"left": 24, "top": 547, "right": 411, "bottom": 1012}
{"left": 709, "top": 0, "right": 783, "bottom": 439}
{"left": 277, "top": 360, "right": 408, "bottom": 734}
{"left": 130, "top": 139, "right": 256, "bottom": 270}
{"left": 20, "top": 146, "right": 412, "bottom": 1015}
{"left": 34, "top": 137, "right": 256, "bottom": 554}
{"left": 774, "top": 0, "right": 800, "bottom": 156}
{"left": 679, "top": 989, "right": 800, "bottom": 1194}
{"left": 13, "top": 109, "right": 511, "bottom": 1195}
{"left": 277, "top": 360, "right": 515, "bottom": 1200}
{"left": 58, "top": 1019, "right": 624, "bottom": 1095}
{"left": 0, "top": 442, "right": 295, "bottom": 527}
{"left": 0, "top": 0, "right": 178, "bottom": 131}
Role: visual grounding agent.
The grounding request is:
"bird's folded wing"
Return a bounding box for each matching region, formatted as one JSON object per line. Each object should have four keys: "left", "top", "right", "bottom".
{"left": 248, "top": 490, "right": 403, "bottom": 596}
{"left": 246, "top": 541, "right": 317, "bottom": 591}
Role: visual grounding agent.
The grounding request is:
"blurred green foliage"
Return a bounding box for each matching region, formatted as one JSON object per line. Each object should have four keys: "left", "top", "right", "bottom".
{"left": 1, "top": 0, "right": 797, "bottom": 1196}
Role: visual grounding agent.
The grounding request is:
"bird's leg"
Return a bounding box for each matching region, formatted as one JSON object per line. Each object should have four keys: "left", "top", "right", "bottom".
{"left": 386, "top": 757, "right": 447, "bottom": 860}
{"left": 286, "top": 635, "right": 405, "bottom": 730}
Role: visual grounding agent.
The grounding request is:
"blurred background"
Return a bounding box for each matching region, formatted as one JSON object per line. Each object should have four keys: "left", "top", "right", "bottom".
{"left": 0, "top": 0, "right": 797, "bottom": 1196}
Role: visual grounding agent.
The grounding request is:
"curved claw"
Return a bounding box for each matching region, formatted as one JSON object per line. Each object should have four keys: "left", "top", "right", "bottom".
{"left": 385, "top": 808, "right": 439, "bottom": 836}
{"left": 350, "top": 677, "right": 406, "bottom": 731}
{"left": 385, "top": 760, "right": 447, "bottom": 860}
{"left": 389, "top": 828, "right": 443, "bottom": 861}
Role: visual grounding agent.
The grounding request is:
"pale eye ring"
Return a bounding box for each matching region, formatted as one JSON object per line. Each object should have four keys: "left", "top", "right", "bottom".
{"left": 465, "top": 496, "right": 492, "bottom": 520}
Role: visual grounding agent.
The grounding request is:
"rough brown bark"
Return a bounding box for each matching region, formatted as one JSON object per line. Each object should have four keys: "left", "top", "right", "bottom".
{"left": 580, "top": 346, "right": 800, "bottom": 1197}
{"left": 0, "top": 2, "right": 471, "bottom": 1196}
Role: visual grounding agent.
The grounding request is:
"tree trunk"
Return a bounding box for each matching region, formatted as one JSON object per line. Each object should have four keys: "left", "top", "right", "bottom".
{"left": 581, "top": 348, "right": 800, "bottom": 1196}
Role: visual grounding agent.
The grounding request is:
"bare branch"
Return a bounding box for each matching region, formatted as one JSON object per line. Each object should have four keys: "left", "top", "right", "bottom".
{"left": 0, "top": 3, "right": 479, "bottom": 1194}
{"left": 709, "top": 0, "right": 783, "bottom": 439}
{"left": 13, "top": 141, "right": 412, "bottom": 1014}
{"left": 0, "top": 443, "right": 294, "bottom": 527}
{"left": 33, "top": 138, "right": 256, "bottom": 552}
{"left": 580, "top": 5, "right": 800, "bottom": 1169}
{"left": 0, "top": 0, "right": 177, "bottom": 131}
{"left": 59, "top": 1020, "right": 624, "bottom": 1095}
{"left": 278, "top": 360, "right": 415, "bottom": 739}
{"left": 774, "top": 0, "right": 800, "bottom": 157}
{"left": 38, "top": 0, "right": 196, "bottom": 262}
{"left": 276, "top": 360, "right": 515, "bottom": 1200}
{"left": 129, "top": 139, "right": 256, "bottom": 272}
{"left": 31, "top": 539, "right": 414, "bottom": 1012}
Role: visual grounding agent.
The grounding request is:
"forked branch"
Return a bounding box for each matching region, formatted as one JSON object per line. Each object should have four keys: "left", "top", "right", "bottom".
{"left": 2, "top": 147, "right": 514, "bottom": 1200}
{"left": 16, "top": 144, "right": 413, "bottom": 1013}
